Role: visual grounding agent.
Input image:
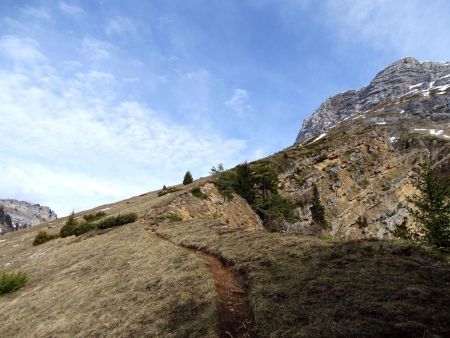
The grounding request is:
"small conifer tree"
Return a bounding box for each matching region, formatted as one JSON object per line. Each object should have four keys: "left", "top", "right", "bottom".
{"left": 183, "top": 171, "right": 193, "bottom": 185}
{"left": 395, "top": 163, "right": 450, "bottom": 251}
{"left": 60, "top": 211, "right": 77, "bottom": 238}
{"left": 210, "top": 163, "right": 225, "bottom": 175}
{"left": 311, "top": 185, "right": 328, "bottom": 228}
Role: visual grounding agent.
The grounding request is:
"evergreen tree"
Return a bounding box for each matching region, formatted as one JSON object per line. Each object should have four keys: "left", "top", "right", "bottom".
{"left": 60, "top": 211, "right": 77, "bottom": 238}
{"left": 183, "top": 171, "right": 193, "bottom": 185}
{"left": 210, "top": 163, "right": 225, "bottom": 175}
{"left": 215, "top": 161, "right": 296, "bottom": 232}
{"left": 311, "top": 185, "right": 328, "bottom": 228}
{"left": 396, "top": 163, "right": 450, "bottom": 251}
{"left": 0, "top": 206, "right": 12, "bottom": 228}
{"left": 233, "top": 163, "right": 255, "bottom": 204}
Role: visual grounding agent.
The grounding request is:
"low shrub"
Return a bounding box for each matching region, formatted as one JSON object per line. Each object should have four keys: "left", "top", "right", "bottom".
{"left": 33, "top": 230, "right": 58, "bottom": 246}
{"left": 165, "top": 214, "right": 182, "bottom": 222}
{"left": 0, "top": 271, "right": 27, "bottom": 295}
{"left": 97, "top": 212, "right": 138, "bottom": 229}
{"left": 73, "top": 222, "right": 97, "bottom": 236}
{"left": 83, "top": 211, "right": 106, "bottom": 222}
{"left": 158, "top": 186, "right": 179, "bottom": 197}
{"left": 191, "top": 187, "right": 207, "bottom": 200}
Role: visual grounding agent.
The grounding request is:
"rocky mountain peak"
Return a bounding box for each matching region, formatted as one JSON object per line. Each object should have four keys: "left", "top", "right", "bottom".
{"left": 295, "top": 57, "right": 450, "bottom": 142}
{"left": 0, "top": 199, "right": 57, "bottom": 234}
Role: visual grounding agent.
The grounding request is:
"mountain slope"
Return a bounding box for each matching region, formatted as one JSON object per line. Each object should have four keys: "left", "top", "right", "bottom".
{"left": 1, "top": 177, "right": 449, "bottom": 337}
{"left": 0, "top": 57, "right": 449, "bottom": 337}
{"left": 271, "top": 57, "right": 450, "bottom": 238}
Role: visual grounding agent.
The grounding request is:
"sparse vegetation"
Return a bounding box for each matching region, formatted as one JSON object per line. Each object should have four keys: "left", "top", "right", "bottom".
{"left": 0, "top": 271, "right": 27, "bottom": 295}
{"left": 215, "top": 162, "right": 297, "bottom": 231}
{"left": 33, "top": 230, "right": 58, "bottom": 246}
{"left": 158, "top": 186, "right": 179, "bottom": 197}
{"left": 215, "top": 169, "right": 237, "bottom": 201}
{"left": 155, "top": 220, "right": 450, "bottom": 338}
{"left": 59, "top": 212, "right": 138, "bottom": 236}
{"left": 83, "top": 211, "right": 106, "bottom": 222}
{"left": 60, "top": 211, "right": 77, "bottom": 238}
{"left": 0, "top": 225, "right": 217, "bottom": 336}
{"left": 97, "top": 213, "right": 138, "bottom": 229}
{"left": 395, "top": 163, "right": 450, "bottom": 251}
{"left": 191, "top": 187, "right": 207, "bottom": 199}
{"left": 183, "top": 171, "right": 193, "bottom": 185}
{"left": 209, "top": 163, "right": 224, "bottom": 175}
{"left": 73, "top": 222, "right": 97, "bottom": 236}
{"left": 311, "top": 185, "right": 329, "bottom": 228}
{"left": 165, "top": 214, "right": 182, "bottom": 222}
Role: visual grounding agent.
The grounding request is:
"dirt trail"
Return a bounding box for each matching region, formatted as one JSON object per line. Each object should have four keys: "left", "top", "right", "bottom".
{"left": 152, "top": 231, "right": 255, "bottom": 338}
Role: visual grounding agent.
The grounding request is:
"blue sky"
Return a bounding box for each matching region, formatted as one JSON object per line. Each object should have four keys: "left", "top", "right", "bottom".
{"left": 1, "top": 0, "right": 450, "bottom": 216}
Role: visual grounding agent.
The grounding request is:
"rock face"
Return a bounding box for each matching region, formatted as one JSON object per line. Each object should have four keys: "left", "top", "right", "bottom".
{"left": 262, "top": 57, "right": 450, "bottom": 239}
{"left": 0, "top": 199, "right": 57, "bottom": 234}
{"left": 296, "top": 57, "right": 450, "bottom": 142}
{"left": 146, "top": 183, "right": 263, "bottom": 230}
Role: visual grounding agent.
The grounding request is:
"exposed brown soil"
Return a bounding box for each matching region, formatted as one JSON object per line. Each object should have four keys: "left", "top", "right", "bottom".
{"left": 152, "top": 230, "right": 255, "bottom": 338}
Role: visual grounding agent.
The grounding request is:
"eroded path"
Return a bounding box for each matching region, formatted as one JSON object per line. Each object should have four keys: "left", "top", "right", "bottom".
{"left": 152, "top": 231, "right": 255, "bottom": 338}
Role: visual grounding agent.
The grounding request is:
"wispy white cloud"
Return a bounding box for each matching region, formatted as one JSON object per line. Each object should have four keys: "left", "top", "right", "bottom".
{"left": 76, "top": 70, "right": 115, "bottom": 82}
{"left": 21, "top": 6, "right": 51, "bottom": 20}
{"left": 323, "top": 0, "right": 450, "bottom": 59}
{"left": 225, "top": 88, "right": 253, "bottom": 116}
{"left": 105, "top": 17, "right": 136, "bottom": 36}
{"left": 81, "top": 37, "right": 113, "bottom": 61}
{"left": 59, "top": 1, "right": 85, "bottom": 17}
{"left": 0, "top": 35, "right": 46, "bottom": 64}
{"left": 0, "top": 35, "right": 248, "bottom": 216}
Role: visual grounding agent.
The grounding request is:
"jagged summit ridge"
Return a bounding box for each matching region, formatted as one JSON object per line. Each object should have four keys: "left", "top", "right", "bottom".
{"left": 295, "top": 57, "right": 450, "bottom": 142}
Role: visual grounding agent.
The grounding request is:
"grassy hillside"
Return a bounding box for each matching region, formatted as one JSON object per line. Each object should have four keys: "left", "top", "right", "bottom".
{"left": 153, "top": 219, "right": 450, "bottom": 337}
{"left": 0, "top": 191, "right": 218, "bottom": 337}
{"left": 0, "top": 178, "right": 449, "bottom": 337}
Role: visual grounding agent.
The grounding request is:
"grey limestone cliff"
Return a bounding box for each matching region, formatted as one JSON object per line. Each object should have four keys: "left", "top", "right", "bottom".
{"left": 296, "top": 57, "right": 450, "bottom": 142}
{"left": 0, "top": 199, "right": 57, "bottom": 234}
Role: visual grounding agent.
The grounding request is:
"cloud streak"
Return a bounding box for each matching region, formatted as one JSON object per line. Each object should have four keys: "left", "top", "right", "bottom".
{"left": 0, "top": 35, "right": 46, "bottom": 64}
{"left": 323, "top": 0, "right": 450, "bottom": 59}
{"left": 59, "top": 1, "right": 85, "bottom": 18}
{"left": 225, "top": 88, "right": 252, "bottom": 116}
{"left": 0, "top": 35, "right": 248, "bottom": 215}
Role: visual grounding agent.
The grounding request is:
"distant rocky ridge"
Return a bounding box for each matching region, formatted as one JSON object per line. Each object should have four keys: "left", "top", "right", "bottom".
{"left": 296, "top": 57, "right": 450, "bottom": 142}
{"left": 0, "top": 199, "right": 57, "bottom": 235}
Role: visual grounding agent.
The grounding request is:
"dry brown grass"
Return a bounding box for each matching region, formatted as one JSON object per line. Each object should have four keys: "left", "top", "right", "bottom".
{"left": 1, "top": 176, "right": 450, "bottom": 337}
{"left": 0, "top": 220, "right": 218, "bottom": 337}
{"left": 153, "top": 219, "right": 450, "bottom": 338}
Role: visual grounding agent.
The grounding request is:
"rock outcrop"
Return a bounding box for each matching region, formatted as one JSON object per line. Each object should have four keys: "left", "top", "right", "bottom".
{"left": 0, "top": 199, "right": 57, "bottom": 234}
{"left": 266, "top": 57, "right": 450, "bottom": 239}
{"left": 296, "top": 57, "right": 450, "bottom": 142}
{"left": 146, "top": 183, "right": 263, "bottom": 230}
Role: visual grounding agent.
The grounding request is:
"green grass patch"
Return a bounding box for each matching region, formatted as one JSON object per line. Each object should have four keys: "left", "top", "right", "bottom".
{"left": 33, "top": 230, "right": 58, "bottom": 246}
{"left": 191, "top": 187, "right": 207, "bottom": 200}
{"left": 165, "top": 214, "right": 182, "bottom": 222}
{"left": 0, "top": 271, "right": 27, "bottom": 295}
